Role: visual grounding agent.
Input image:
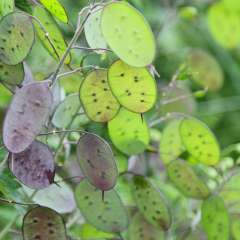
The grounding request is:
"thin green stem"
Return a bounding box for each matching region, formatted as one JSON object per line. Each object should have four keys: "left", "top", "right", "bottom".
{"left": 0, "top": 214, "right": 19, "bottom": 240}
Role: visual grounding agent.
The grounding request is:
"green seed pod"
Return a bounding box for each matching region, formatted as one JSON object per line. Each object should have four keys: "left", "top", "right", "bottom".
{"left": 52, "top": 94, "right": 80, "bottom": 128}
{"left": 77, "top": 133, "right": 118, "bottom": 191}
{"left": 187, "top": 49, "right": 224, "bottom": 92}
{"left": 0, "top": 61, "right": 24, "bottom": 87}
{"left": 159, "top": 119, "right": 185, "bottom": 165}
{"left": 128, "top": 212, "right": 165, "bottom": 240}
{"left": 33, "top": 6, "right": 70, "bottom": 64}
{"left": 79, "top": 223, "right": 115, "bottom": 239}
{"left": 39, "top": 0, "right": 68, "bottom": 23}
{"left": 0, "top": 0, "right": 14, "bottom": 18}
{"left": 167, "top": 160, "right": 210, "bottom": 199}
{"left": 75, "top": 179, "right": 129, "bottom": 233}
{"left": 108, "top": 108, "right": 150, "bottom": 155}
{"left": 180, "top": 117, "right": 220, "bottom": 165}
{"left": 208, "top": 0, "right": 240, "bottom": 49}
{"left": 201, "top": 196, "right": 229, "bottom": 240}
{"left": 0, "top": 12, "right": 34, "bottom": 65}
{"left": 23, "top": 206, "right": 67, "bottom": 240}
{"left": 231, "top": 214, "right": 240, "bottom": 240}
{"left": 80, "top": 69, "right": 120, "bottom": 122}
{"left": 220, "top": 173, "right": 240, "bottom": 213}
{"left": 108, "top": 60, "right": 157, "bottom": 113}
{"left": 84, "top": 6, "right": 108, "bottom": 53}
{"left": 101, "top": 1, "right": 156, "bottom": 67}
{"left": 132, "top": 175, "right": 171, "bottom": 230}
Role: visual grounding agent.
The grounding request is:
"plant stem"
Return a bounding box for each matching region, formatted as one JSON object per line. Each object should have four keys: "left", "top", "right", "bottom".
{"left": 51, "top": 8, "right": 93, "bottom": 85}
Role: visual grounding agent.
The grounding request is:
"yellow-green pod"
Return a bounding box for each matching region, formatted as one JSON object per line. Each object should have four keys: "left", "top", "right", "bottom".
{"left": 167, "top": 160, "right": 210, "bottom": 199}
{"left": 80, "top": 69, "right": 120, "bottom": 122}
{"left": 201, "top": 196, "right": 229, "bottom": 240}
{"left": 128, "top": 212, "right": 165, "bottom": 240}
{"left": 187, "top": 49, "right": 224, "bottom": 92}
{"left": 159, "top": 119, "right": 185, "bottom": 165}
{"left": 108, "top": 108, "right": 150, "bottom": 155}
{"left": 101, "top": 1, "right": 156, "bottom": 67}
{"left": 108, "top": 60, "right": 157, "bottom": 113}
{"left": 207, "top": 0, "right": 240, "bottom": 48}
{"left": 0, "top": 0, "right": 14, "bottom": 18}
{"left": 132, "top": 175, "right": 171, "bottom": 230}
{"left": 180, "top": 117, "right": 220, "bottom": 166}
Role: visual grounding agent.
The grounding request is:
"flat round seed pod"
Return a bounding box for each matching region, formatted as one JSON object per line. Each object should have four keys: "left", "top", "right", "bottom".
{"left": 179, "top": 117, "right": 220, "bottom": 166}
{"left": 0, "top": 61, "right": 24, "bottom": 86}
{"left": 80, "top": 69, "right": 120, "bottom": 122}
{"left": 208, "top": 0, "right": 240, "bottom": 48}
{"left": 108, "top": 108, "right": 150, "bottom": 155}
{"left": 75, "top": 179, "right": 129, "bottom": 233}
{"left": 220, "top": 174, "right": 240, "bottom": 213}
{"left": 52, "top": 94, "right": 80, "bottom": 128}
{"left": 76, "top": 133, "right": 118, "bottom": 191}
{"left": 39, "top": 0, "right": 68, "bottom": 23}
{"left": 0, "top": 0, "right": 14, "bottom": 18}
{"left": 23, "top": 206, "right": 67, "bottom": 240}
{"left": 132, "top": 175, "right": 171, "bottom": 230}
{"left": 108, "top": 60, "right": 157, "bottom": 113}
{"left": 84, "top": 7, "right": 108, "bottom": 53}
{"left": 3, "top": 81, "right": 53, "bottom": 153}
{"left": 187, "top": 49, "right": 224, "bottom": 92}
{"left": 0, "top": 12, "right": 34, "bottom": 65}
{"left": 128, "top": 212, "right": 165, "bottom": 240}
{"left": 33, "top": 6, "right": 70, "bottom": 64}
{"left": 24, "top": 175, "right": 76, "bottom": 213}
{"left": 8, "top": 140, "right": 55, "bottom": 189}
{"left": 159, "top": 119, "right": 185, "bottom": 165}
{"left": 101, "top": 2, "right": 156, "bottom": 67}
{"left": 231, "top": 215, "right": 240, "bottom": 240}
{"left": 167, "top": 160, "right": 210, "bottom": 199}
{"left": 201, "top": 196, "right": 229, "bottom": 240}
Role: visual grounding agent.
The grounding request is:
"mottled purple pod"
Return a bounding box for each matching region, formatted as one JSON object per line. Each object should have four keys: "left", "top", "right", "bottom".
{"left": 23, "top": 206, "right": 67, "bottom": 240}
{"left": 8, "top": 140, "right": 55, "bottom": 189}
{"left": 77, "top": 133, "right": 118, "bottom": 191}
{"left": 3, "top": 81, "right": 53, "bottom": 153}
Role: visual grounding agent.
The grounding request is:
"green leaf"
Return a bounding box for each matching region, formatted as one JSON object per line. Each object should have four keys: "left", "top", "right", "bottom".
{"left": 75, "top": 179, "right": 129, "bottom": 233}
{"left": 23, "top": 206, "right": 67, "bottom": 240}
{"left": 84, "top": 6, "right": 108, "bottom": 53}
{"left": 132, "top": 175, "right": 171, "bottom": 230}
{"left": 159, "top": 119, "right": 185, "bottom": 165}
{"left": 180, "top": 117, "right": 220, "bottom": 165}
{"left": 80, "top": 69, "right": 120, "bottom": 122}
{"left": 101, "top": 1, "right": 156, "bottom": 67}
{"left": 128, "top": 212, "right": 165, "bottom": 240}
{"left": 33, "top": 6, "right": 71, "bottom": 64}
{"left": 108, "top": 59, "right": 157, "bottom": 113}
{"left": 39, "top": 0, "right": 68, "bottom": 23}
{"left": 108, "top": 108, "right": 150, "bottom": 155}
{"left": 0, "top": 12, "right": 35, "bottom": 65}
{"left": 187, "top": 49, "right": 224, "bottom": 92}
{"left": 0, "top": 0, "right": 14, "bottom": 18}
{"left": 201, "top": 196, "right": 229, "bottom": 240}
{"left": 167, "top": 160, "right": 210, "bottom": 199}
{"left": 231, "top": 215, "right": 240, "bottom": 240}
{"left": 52, "top": 94, "right": 80, "bottom": 128}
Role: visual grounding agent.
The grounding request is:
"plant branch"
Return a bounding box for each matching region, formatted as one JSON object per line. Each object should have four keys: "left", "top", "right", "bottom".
{"left": 51, "top": 7, "right": 93, "bottom": 85}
